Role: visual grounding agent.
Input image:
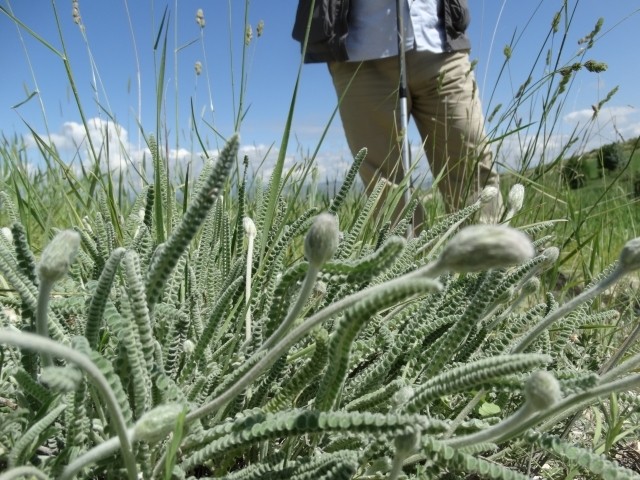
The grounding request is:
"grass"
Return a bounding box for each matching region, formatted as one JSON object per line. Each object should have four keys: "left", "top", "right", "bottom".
{"left": 1, "top": 1, "right": 640, "bottom": 479}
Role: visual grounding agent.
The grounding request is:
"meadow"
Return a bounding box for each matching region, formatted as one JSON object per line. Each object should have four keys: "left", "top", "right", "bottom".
{"left": 1, "top": 1, "right": 640, "bottom": 479}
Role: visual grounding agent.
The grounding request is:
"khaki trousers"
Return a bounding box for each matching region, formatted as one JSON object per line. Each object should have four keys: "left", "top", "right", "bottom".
{"left": 329, "top": 49, "right": 501, "bottom": 228}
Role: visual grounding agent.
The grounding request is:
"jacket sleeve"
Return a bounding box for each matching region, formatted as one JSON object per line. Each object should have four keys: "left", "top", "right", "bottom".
{"left": 292, "top": 0, "right": 350, "bottom": 63}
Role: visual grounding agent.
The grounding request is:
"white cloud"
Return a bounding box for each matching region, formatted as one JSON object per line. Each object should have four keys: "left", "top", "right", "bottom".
{"left": 489, "top": 105, "right": 640, "bottom": 171}
{"left": 564, "top": 105, "right": 636, "bottom": 125}
{"left": 22, "top": 118, "right": 365, "bottom": 187}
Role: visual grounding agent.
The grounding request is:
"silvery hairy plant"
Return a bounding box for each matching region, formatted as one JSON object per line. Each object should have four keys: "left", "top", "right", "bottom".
{"left": 1, "top": 138, "right": 640, "bottom": 480}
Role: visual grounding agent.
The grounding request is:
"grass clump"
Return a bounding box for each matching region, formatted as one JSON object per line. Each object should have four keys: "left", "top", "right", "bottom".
{"left": 2, "top": 146, "right": 640, "bottom": 478}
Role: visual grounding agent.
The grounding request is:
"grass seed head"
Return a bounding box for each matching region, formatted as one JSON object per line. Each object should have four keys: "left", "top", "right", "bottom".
{"left": 437, "top": 225, "right": 535, "bottom": 273}
{"left": 196, "top": 9, "right": 205, "bottom": 28}
{"left": 38, "top": 230, "right": 81, "bottom": 283}
{"left": 304, "top": 213, "right": 339, "bottom": 268}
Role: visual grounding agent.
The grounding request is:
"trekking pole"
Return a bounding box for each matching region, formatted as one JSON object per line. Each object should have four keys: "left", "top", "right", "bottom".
{"left": 396, "top": 0, "right": 414, "bottom": 237}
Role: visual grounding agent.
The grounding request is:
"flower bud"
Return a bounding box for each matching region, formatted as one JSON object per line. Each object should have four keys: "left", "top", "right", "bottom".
{"left": 479, "top": 186, "right": 499, "bottom": 204}
{"left": 304, "top": 213, "right": 339, "bottom": 268}
{"left": 243, "top": 217, "right": 257, "bottom": 239}
{"left": 521, "top": 277, "right": 540, "bottom": 296}
{"left": 507, "top": 184, "right": 525, "bottom": 212}
{"left": 395, "top": 429, "right": 420, "bottom": 456}
{"left": 437, "top": 225, "right": 535, "bottom": 273}
{"left": 1, "top": 227, "right": 12, "bottom": 243}
{"left": 38, "top": 230, "right": 81, "bottom": 283}
{"left": 134, "top": 403, "right": 185, "bottom": 443}
{"left": 540, "top": 247, "right": 560, "bottom": 267}
{"left": 183, "top": 339, "right": 195, "bottom": 354}
{"left": 392, "top": 385, "right": 415, "bottom": 407}
{"left": 618, "top": 237, "right": 640, "bottom": 273}
{"left": 524, "top": 370, "right": 561, "bottom": 411}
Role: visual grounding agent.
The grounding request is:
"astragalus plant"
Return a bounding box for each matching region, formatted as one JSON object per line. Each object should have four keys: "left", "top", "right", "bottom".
{"left": 2, "top": 141, "right": 640, "bottom": 480}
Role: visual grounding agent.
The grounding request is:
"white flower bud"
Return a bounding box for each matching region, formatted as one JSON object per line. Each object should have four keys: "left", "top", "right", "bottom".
{"left": 521, "top": 277, "right": 540, "bottom": 296}
{"left": 38, "top": 230, "right": 81, "bottom": 283}
{"left": 304, "top": 213, "right": 339, "bottom": 268}
{"left": 479, "top": 186, "right": 499, "bottom": 204}
{"left": 395, "top": 429, "right": 421, "bottom": 456}
{"left": 618, "top": 237, "right": 640, "bottom": 273}
{"left": 134, "top": 403, "right": 185, "bottom": 443}
{"left": 540, "top": 247, "right": 560, "bottom": 267}
{"left": 507, "top": 184, "right": 525, "bottom": 212}
{"left": 313, "top": 280, "right": 327, "bottom": 299}
{"left": 392, "top": 386, "right": 415, "bottom": 406}
{"left": 183, "top": 339, "right": 195, "bottom": 354}
{"left": 1, "top": 227, "right": 13, "bottom": 243}
{"left": 524, "top": 370, "right": 561, "bottom": 411}
{"left": 243, "top": 217, "right": 257, "bottom": 239}
{"left": 437, "top": 225, "right": 535, "bottom": 273}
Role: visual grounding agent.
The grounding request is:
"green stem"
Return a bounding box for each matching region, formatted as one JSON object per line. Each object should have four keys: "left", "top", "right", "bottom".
{"left": 61, "top": 432, "right": 130, "bottom": 480}
{"left": 599, "top": 321, "right": 640, "bottom": 377}
{"left": 258, "top": 264, "right": 319, "bottom": 352}
{"left": 186, "top": 274, "right": 441, "bottom": 424}
{"left": 0, "top": 330, "right": 137, "bottom": 480}
{"left": 481, "top": 373, "right": 640, "bottom": 447}
{"left": 446, "top": 405, "right": 535, "bottom": 448}
{"left": 510, "top": 266, "right": 624, "bottom": 354}
{"left": 0, "top": 466, "right": 50, "bottom": 480}
{"left": 36, "top": 280, "right": 54, "bottom": 367}
{"left": 55, "top": 272, "right": 441, "bottom": 474}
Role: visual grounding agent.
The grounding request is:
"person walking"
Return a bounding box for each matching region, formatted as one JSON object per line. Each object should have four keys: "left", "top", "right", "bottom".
{"left": 292, "top": 0, "right": 502, "bottom": 230}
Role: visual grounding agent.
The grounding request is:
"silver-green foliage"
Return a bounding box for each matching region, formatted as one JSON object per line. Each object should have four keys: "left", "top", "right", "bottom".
{"left": 1, "top": 138, "right": 640, "bottom": 479}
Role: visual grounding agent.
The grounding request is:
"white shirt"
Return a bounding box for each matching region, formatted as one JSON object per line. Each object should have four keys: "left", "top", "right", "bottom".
{"left": 346, "top": 0, "right": 445, "bottom": 62}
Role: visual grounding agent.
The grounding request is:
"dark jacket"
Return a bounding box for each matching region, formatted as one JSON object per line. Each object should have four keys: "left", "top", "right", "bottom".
{"left": 292, "top": 0, "right": 472, "bottom": 63}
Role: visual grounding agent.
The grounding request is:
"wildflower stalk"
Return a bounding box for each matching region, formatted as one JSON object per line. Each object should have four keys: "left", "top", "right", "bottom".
{"left": 259, "top": 213, "right": 339, "bottom": 352}
{"left": 511, "top": 235, "right": 640, "bottom": 355}
{"left": 36, "top": 281, "right": 55, "bottom": 367}
{"left": 243, "top": 217, "right": 257, "bottom": 342}
{"left": 36, "top": 230, "right": 80, "bottom": 366}
{"left": 186, "top": 275, "right": 442, "bottom": 423}
{"left": 0, "top": 466, "right": 51, "bottom": 480}
{"left": 511, "top": 372, "right": 640, "bottom": 444}
{"left": 446, "top": 371, "right": 561, "bottom": 448}
{"left": 0, "top": 329, "right": 137, "bottom": 480}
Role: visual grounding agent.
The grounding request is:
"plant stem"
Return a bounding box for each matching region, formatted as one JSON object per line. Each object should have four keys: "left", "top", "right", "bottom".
{"left": 258, "top": 263, "right": 319, "bottom": 352}
{"left": 36, "top": 280, "right": 54, "bottom": 367}
{"left": 0, "top": 330, "right": 138, "bottom": 480}
{"left": 186, "top": 275, "right": 441, "bottom": 424}
{"left": 446, "top": 405, "right": 535, "bottom": 448}
{"left": 510, "top": 265, "right": 624, "bottom": 354}
{"left": 0, "top": 466, "right": 51, "bottom": 480}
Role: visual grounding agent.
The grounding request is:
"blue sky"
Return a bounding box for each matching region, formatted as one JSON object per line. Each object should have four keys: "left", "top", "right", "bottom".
{"left": 1, "top": 1, "right": 639, "bottom": 181}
